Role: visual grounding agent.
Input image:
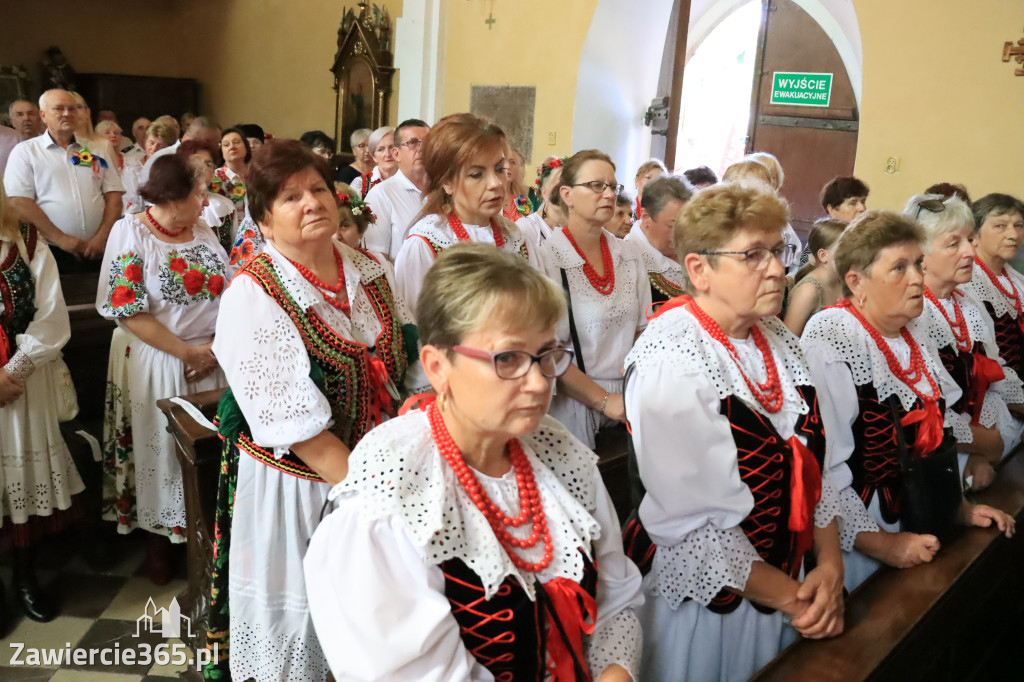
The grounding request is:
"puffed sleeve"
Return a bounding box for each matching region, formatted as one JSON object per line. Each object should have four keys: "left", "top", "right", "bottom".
{"left": 95, "top": 218, "right": 148, "bottom": 318}
{"left": 212, "top": 274, "right": 332, "bottom": 456}
{"left": 585, "top": 469, "right": 644, "bottom": 680}
{"left": 393, "top": 234, "right": 437, "bottom": 314}
{"left": 304, "top": 500, "right": 493, "bottom": 682}
{"left": 363, "top": 184, "right": 394, "bottom": 257}
{"left": 803, "top": 348, "right": 881, "bottom": 551}
{"left": 625, "top": 363, "right": 763, "bottom": 606}
{"left": 7, "top": 242, "right": 70, "bottom": 379}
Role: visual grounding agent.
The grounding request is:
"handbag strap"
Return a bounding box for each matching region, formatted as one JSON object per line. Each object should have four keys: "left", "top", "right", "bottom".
{"left": 560, "top": 268, "right": 586, "bottom": 374}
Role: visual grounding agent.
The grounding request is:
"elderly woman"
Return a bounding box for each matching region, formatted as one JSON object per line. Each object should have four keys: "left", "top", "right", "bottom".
{"left": 97, "top": 154, "right": 229, "bottom": 582}
{"left": 395, "top": 113, "right": 537, "bottom": 307}
{"left": 350, "top": 126, "right": 396, "bottom": 198}
{"left": 909, "top": 194, "right": 1024, "bottom": 491}
{"left": 961, "top": 193, "right": 1024, "bottom": 377}
{"left": 305, "top": 243, "right": 643, "bottom": 681}
{"left": 801, "top": 210, "right": 1014, "bottom": 592}
{"left": 212, "top": 127, "right": 252, "bottom": 245}
{"left": 820, "top": 176, "right": 869, "bottom": 222}
{"left": 541, "top": 150, "right": 651, "bottom": 449}
{"left": 205, "top": 139, "right": 417, "bottom": 681}
{"left": 336, "top": 127, "right": 374, "bottom": 184}
{"left": 503, "top": 147, "right": 533, "bottom": 221}
{"left": 516, "top": 156, "right": 567, "bottom": 251}
{"left": 0, "top": 184, "right": 83, "bottom": 629}
{"left": 605, "top": 192, "right": 634, "bottom": 239}
{"left": 626, "top": 184, "right": 844, "bottom": 682}
{"left": 625, "top": 175, "right": 692, "bottom": 302}
{"left": 121, "top": 121, "right": 179, "bottom": 215}
{"left": 95, "top": 120, "right": 127, "bottom": 174}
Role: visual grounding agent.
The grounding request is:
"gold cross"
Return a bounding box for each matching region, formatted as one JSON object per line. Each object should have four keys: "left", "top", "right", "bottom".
{"left": 1002, "top": 31, "right": 1024, "bottom": 76}
{"left": 485, "top": 12, "right": 496, "bottom": 30}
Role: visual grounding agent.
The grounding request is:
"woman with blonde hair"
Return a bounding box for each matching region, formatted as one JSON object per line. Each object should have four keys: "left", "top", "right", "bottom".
{"left": 502, "top": 147, "right": 533, "bottom": 221}
{"left": 306, "top": 243, "right": 642, "bottom": 681}
{"left": 394, "top": 113, "right": 537, "bottom": 307}
{"left": 724, "top": 155, "right": 802, "bottom": 277}
{"left": 122, "top": 121, "right": 180, "bottom": 215}
{"left": 0, "top": 182, "right": 83, "bottom": 631}
{"left": 784, "top": 218, "right": 846, "bottom": 335}
{"left": 540, "top": 149, "right": 651, "bottom": 448}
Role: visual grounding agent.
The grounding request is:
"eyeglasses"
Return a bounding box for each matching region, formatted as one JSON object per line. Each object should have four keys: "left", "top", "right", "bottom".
{"left": 697, "top": 243, "right": 798, "bottom": 271}
{"left": 914, "top": 198, "right": 946, "bottom": 220}
{"left": 398, "top": 138, "right": 422, "bottom": 150}
{"left": 572, "top": 181, "right": 624, "bottom": 195}
{"left": 450, "top": 345, "right": 575, "bottom": 379}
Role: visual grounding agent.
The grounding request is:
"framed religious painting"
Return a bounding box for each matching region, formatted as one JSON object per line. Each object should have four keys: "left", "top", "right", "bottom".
{"left": 332, "top": 4, "right": 396, "bottom": 160}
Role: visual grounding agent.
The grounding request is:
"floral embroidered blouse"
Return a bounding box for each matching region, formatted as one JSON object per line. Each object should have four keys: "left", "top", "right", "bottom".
{"left": 95, "top": 213, "right": 232, "bottom": 343}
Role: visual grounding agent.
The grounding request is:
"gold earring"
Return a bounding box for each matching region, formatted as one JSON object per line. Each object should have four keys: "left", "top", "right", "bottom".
{"left": 438, "top": 390, "right": 449, "bottom": 412}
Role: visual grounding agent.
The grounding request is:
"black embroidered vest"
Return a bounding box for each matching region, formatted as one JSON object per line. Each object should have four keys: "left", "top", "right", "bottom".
{"left": 0, "top": 224, "right": 39, "bottom": 359}
{"left": 984, "top": 302, "right": 1024, "bottom": 378}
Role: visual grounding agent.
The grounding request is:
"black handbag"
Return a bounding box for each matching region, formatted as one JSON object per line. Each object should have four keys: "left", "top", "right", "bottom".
{"left": 888, "top": 396, "right": 963, "bottom": 544}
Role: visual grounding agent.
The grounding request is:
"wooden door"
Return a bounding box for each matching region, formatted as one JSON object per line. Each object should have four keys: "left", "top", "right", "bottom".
{"left": 746, "top": 0, "right": 858, "bottom": 237}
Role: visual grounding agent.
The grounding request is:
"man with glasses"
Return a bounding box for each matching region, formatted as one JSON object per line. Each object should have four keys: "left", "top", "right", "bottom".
{"left": 4, "top": 89, "right": 123, "bottom": 268}
{"left": 364, "top": 118, "right": 430, "bottom": 261}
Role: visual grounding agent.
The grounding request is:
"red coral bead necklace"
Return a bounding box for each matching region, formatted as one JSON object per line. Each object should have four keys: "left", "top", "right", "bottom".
{"left": 924, "top": 287, "right": 972, "bottom": 352}
{"left": 686, "top": 296, "right": 784, "bottom": 413}
{"left": 145, "top": 207, "right": 188, "bottom": 237}
{"left": 447, "top": 211, "right": 505, "bottom": 248}
{"left": 845, "top": 302, "right": 940, "bottom": 403}
{"left": 562, "top": 226, "right": 614, "bottom": 295}
{"left": 287, "top": 246, "right": 350, "bottom": 315}
{"left": 428, "top": 402, "right": 553, "bottom": 573}
{"left": 974, "top": 256, "right": 1023, "bottom": 317}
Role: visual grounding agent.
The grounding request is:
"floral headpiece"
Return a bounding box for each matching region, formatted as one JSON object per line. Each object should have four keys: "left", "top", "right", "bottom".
{"left": 536, "top": 156, "right": 569, "bottom": 189}
{"left": 337, "top": 192, "right": 377, "bottom": 224}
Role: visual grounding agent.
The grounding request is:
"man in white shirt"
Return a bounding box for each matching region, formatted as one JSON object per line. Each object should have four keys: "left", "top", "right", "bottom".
{"left": 4, "top": 89, "right": 123, "bottom": 265}
{"left": 140, "top": 115, "right": 220, "bottom": 186}
{"left": 363, "top": 118, "right": 430, "bottom": 260}
{"left": 122, "top": 116, "right": 151, "bottom": 162}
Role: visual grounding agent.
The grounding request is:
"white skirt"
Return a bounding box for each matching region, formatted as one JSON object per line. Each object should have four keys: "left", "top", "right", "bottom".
{"left": 102, "top": 327, "right": 225, "bottom": 541}
{"left": 228, "top": 451, "right": 332, "bottom": 682}
{"left": 549, "top": 376, "right": 622, "bottom": 449}
{"left": 0, "top": 356, "right": 84, "bottom": 525}
{"left": 638, "top": 577, "right": 789, "bottom": 682}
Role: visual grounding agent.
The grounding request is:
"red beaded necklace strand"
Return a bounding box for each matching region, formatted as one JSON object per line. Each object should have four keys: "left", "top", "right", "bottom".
{"left": 447, "top": 212, "right": 505, "bottom": 248}
{"left": 145, "top": 206, "right": 188, "bottom": 237}
{"left": 287, "top": 247, "right": 350, "bottom": 314}
{"left": 845, "top": 303, "right": 941, "bottom": 403}
{"left": 427, "top": 403, "right": 554, "bottom": 573}
{"left": 975, "top": 256, "right": 1023, "bottom": 316}
{"left": 686, "top": 297, "right": 784, "bottom": 413}
{"left": 924, "top": 287, "right": 971, "bottom": 352}
{"left": 562, "top": 227, "right": 615, "bottom": 295}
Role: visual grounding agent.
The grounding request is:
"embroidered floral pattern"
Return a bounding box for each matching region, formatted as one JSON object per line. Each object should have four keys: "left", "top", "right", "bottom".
{"left": 211, "top": 168, "right": 246, "bottom": 205}
{"left": 229, "top": 220, "right": 264, "bottom": 269}
{"left": 103, "top": 251, "right": 147, "bottom": 316}
{"left": 159, "top": 245, "right": 228, "bottom": 305}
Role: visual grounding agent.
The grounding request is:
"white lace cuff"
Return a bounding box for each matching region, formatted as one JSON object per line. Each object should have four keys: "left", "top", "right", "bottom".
{"left": 994, "top": 368, "right": 1024, "bottom": 405}
{"left": 836, "top": 486, "right": 880, "bottom": 552}
{"left": 814, "top": 473, "right": 844, "bottom": 529}
{"left": 947, "top": 408, "right": 974, "bottom": 444}
{"left": 586, "top": 609, "right": 642, "bottom": 681}
{"left": 648, "top": 525, "right": 761, "bottom": 608}
{"left": 4, "top": 350, "right": 34, "bottom": 381}
{"left": 976, "top": 390, "right": 1002, "bottom": 429}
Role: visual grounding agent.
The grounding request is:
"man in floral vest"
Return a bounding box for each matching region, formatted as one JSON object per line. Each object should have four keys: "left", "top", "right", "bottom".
{"left": 4, "top": 89, "right": 123, "bottom": 271}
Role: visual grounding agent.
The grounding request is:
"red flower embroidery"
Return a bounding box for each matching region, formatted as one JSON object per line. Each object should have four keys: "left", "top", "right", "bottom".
{"left": 110, "top": 285, "right": 137, "bottom": 308}
{"left": 169, "top": 257, "right": 187, "bottom": 274}
{"left": 241, "top": 241, "right": 254, "bottom": 258}
{"left": 207, "top": 274, "right": 225, "bottom": 297}
{"left": 123, "top": 263, "right": 143, "bottom": 283}
{"left": 242, "top": 229, "right": 256, "bottom": 239}
{"left": 183, "top": 268, "right": 206, "bottom": 295}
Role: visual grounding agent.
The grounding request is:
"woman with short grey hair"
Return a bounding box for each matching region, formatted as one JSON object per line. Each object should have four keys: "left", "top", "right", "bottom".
{"left": 335, "top": 127, "right": 374, "bottom": 185}
{"left": 351, "top": 126, "right": 396, "bottom": 198}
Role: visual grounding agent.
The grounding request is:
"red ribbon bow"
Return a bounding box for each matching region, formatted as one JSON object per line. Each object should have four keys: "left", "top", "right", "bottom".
{"left": 365, "top": 355, "right": 395, "bottom": 427}
{"left": 543, "top": 577, "right": 596, "bottom": 682}
{"left": 0, "top": 327, "right": 9, "bottom": 367}
{"left": 969, "top": 354, "right": 1005, "bottom": 424}
{"left": 900, "top": 399, "right": 944, "bottom": 458}
{"left": 786, "top": 436, "right": 822, "bottom": 570}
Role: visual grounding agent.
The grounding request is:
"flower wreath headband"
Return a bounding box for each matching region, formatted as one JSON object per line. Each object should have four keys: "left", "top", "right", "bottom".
{"left": 337, "top": 192, "right": 377, "bottom": 224}
{"left": 536, "top": 156, "right": 570, "bottom": 189}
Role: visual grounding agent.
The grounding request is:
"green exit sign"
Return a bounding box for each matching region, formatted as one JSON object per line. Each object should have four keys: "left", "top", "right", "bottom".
{"left": 770, "top": 72, "right": 833, "bottom": 107}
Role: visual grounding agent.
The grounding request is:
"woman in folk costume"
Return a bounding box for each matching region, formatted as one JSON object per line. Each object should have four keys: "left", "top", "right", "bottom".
{"left": 907, "top": 194, "right": 1024, "bottom": 492}
{"left": 623, "top": 174, "right": 691, "bottom": 304}
{"left": 394, "top": 113, "right": 539, "bottom": 308}
{"left": 960, "top": 193, "right": 1024, "bottom": 377}
{"left": 305, "top": 244, "right": 643, "bottom": 681}
{"left": 801, "top": 210, "right": 1014, "bottom": 593}
{"left": 0, "top": 183, "right": 83, "bottom": 632}
{"left": 623, "top": 184, "right": 845, "bottom": 682}
{"left": 204, "top": 140, "right": 418, "bottom": 681}
{"left": 539, "top": 150, "right": 651, "bottom": 449}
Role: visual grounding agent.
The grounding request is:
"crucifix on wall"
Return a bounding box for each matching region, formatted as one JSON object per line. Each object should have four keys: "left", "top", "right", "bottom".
{"left": 1002, "top": 29, "right": 1024, "bottom": 75}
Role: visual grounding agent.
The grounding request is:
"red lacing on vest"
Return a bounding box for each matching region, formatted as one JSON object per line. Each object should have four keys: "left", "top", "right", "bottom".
{"left": 854, "top": 397, "right": 902, "bottom": 521}
{"left": 990, "top": 308, "right": 1024, "bottom": 376}
{"left": 732, "top": 420, "right": 786, "bottom": 555}
{"left": 442, "top": 569, "right": 518, "bottom": 680}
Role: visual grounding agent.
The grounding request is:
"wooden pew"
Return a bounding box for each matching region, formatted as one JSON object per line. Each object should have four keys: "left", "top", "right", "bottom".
{"left": 752, "top": 449, "right": 1024, "bottom": 681}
